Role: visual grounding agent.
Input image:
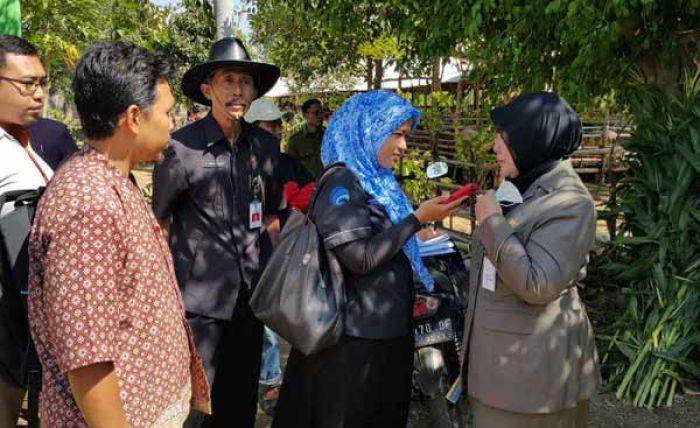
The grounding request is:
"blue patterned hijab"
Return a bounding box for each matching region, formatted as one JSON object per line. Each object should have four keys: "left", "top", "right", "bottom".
{"left": 321, "top": 90, "right": 434, "bottom": 290}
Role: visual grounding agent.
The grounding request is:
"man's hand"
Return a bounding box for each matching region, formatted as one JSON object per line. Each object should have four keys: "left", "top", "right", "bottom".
{"left": 475, "top": 190, "right": 503, "bottom": 224}
{"left": 68, "top": 362, "right": 129, "bottom": 428}
{"left": 158, "top": 218, "right": 170, "bottom": 240}
{"left": 265, "top": 216, "right": 281, "bottom": 247}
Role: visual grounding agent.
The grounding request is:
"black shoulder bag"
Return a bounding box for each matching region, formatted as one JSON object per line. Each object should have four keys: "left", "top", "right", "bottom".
{"left": 250, "top": 164, "right": 345, "bottom": 356}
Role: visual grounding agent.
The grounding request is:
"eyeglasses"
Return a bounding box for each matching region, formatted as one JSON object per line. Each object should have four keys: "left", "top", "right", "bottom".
{"left": 0, "top": 76, "right": 49, "bottom": 96}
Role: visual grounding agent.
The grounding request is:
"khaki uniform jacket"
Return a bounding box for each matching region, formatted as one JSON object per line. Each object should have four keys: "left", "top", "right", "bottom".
{"left": 461, "top": 161, "right": 601, "bottom": 414}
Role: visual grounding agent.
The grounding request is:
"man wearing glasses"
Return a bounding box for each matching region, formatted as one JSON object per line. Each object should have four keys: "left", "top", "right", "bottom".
{"left": 0, "top": 34, "right": 51, "bottom": 427}
{"left": 286, "top": 98, "right": 325, "bottom": 177}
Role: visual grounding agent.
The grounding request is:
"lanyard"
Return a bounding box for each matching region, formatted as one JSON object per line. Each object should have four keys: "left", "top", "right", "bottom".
{"left": 24, "top": 146, "right": 50, "bottom": 184}
{"left": 227, "top": 137, "right": 265, "bottom": 211}
{"left": 249, "top": 152, "right": 264, "bottom": 203}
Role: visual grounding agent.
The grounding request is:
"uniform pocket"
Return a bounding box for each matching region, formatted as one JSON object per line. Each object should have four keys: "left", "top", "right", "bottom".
{"left": 481, "top": 309, "right": 536, "bottom": 335}
{"left": 192, "top": 156, "right": 227, "bottom": 202}
{"left": 483, "top": 311, "right": 544, "bottom": 381}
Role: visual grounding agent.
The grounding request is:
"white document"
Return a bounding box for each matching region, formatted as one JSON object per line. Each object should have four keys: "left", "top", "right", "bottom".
{"left": 481, "top": 256, "right": 496, "bottom": 292}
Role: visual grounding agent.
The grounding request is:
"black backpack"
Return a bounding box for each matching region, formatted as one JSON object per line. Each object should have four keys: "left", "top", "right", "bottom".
{"left": 0, "top": 188, "right": 44, "bottom": 391}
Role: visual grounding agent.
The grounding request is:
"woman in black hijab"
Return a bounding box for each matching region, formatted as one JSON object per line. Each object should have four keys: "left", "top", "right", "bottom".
{"left": 492, "top": 91, "right": 583, "bottom": 193}
{"left": 461, "top": 92, "right": 600, "bottom": 427}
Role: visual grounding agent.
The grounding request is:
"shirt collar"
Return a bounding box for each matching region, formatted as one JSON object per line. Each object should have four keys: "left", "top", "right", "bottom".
{"left": 0, "top": 125, "right": 18, "bottom": 143}
{"left": 201, "top": 113, "right": 252, "bottom": 148}
{"left": 522, "top": 160, "right": 578, "bottom": 200}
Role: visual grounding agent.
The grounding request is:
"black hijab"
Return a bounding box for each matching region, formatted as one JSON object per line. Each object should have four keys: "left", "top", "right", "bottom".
{"left": 491, "top": 92, "right": 582, "bottom": 193}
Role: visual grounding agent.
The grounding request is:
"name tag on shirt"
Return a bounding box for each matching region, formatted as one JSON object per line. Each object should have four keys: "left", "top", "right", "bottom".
{"left": 203, "top": 159, "right": 225, "bottom": 168}
{"left": 481, "top": 256, "right": 496, "bottom": 292}
{"left": 249, "top": 200, "right": 262, "bottom": 229}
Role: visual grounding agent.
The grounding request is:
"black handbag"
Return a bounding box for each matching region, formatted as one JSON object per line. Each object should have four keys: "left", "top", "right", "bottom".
{"left": 250, "top": 164, "right": 345, "bottom": 356}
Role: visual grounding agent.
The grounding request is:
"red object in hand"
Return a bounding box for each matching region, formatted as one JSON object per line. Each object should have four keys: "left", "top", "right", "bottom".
{"left": 284, "top": 181, "right": 300, "bottom": 202}
{"left": 284, "top": 181, "right": 315, "bottom": 211}
{"left": 440, "top": 182, "right": 480, "bottom": 204}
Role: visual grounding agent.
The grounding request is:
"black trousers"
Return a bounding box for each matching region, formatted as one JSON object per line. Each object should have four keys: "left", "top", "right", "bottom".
{"left": 274, "top": 334, "right": 414, "bottom": 428}
{"left": 184, "top": 295, "right": 264, "bottom": 428}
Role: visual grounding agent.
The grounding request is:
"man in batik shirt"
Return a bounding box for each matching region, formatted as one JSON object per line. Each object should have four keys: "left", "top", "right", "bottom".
{"left": 28, "top": 41, "right": 209, "bottom": 427}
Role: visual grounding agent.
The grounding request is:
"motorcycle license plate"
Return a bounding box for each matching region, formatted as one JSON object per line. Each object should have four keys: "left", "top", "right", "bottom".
{"left": 414, "top": 317, "right": 455, "bottom": 347}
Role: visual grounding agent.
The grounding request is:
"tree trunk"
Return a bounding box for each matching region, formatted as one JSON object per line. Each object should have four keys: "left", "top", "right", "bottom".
{"left": 212, "top": 0, "right": 234, "bottom": 39}
{"left": 373, "top": 59, "right": 384, "bottom": 89}
{"left": 456, "top": 79, "right": 463, "bottom": 113}
{"left": 432, "top": 57, "right": 442, "bottom": 92}
{"left": 366, "top": 56, "right": 373, "bottom": 90}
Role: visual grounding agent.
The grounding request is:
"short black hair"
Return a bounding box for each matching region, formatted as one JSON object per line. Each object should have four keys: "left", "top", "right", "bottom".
{"left": 0, "top": 35, "right": 39, "bottom": 70}
{"left": 73, "top": 41, "right": 173, "bottom": 140}
{"left": 301, "top": 98, "right": 322, "bottom": 113}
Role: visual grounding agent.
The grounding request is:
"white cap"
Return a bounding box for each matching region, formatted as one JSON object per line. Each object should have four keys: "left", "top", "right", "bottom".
{"left": 245, "top": 98, "right": 284, "bottom": 123}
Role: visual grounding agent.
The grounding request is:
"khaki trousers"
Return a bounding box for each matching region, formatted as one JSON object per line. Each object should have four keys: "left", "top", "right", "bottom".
{"left": 470, "top": 398, "right": 589, "bottom": 428}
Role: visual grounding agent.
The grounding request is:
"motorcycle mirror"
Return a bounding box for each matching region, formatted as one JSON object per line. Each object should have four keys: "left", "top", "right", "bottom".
{"left": 426, "top": 161, "right": 448, "bottom": 179}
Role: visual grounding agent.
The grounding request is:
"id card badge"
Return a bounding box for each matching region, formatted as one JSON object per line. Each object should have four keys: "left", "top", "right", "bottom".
{"left": 481, "top": 256, "right": 496, "bottom": 292}
{"left": 249, "top": 199, "right": 263, "bottom": 230}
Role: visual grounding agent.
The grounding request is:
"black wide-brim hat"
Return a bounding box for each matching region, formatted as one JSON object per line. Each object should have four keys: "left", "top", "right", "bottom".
{"left": 181, "top": 37, "right": 280, "bottom": 106}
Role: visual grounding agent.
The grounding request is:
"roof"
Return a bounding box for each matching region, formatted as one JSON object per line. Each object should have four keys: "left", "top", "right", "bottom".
{"left": 266, "top": 57, "right": 470, "bottom": 98}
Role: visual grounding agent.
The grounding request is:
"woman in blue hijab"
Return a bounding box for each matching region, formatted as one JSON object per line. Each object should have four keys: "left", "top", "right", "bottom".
{"left": 273, "top": 91, "right": 465, "bottom": 427}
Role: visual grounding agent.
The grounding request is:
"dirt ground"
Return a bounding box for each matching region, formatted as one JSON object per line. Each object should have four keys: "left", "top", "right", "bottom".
{"left": 254, "top": 386, "right": 700, "bottom": 427}
{"left": 249, "top": 339, "right": 700, "bottom": 428}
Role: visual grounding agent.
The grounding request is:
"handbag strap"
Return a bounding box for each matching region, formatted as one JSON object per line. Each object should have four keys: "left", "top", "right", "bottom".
{"left": 306, "top": 163, "right": 346, "bottom": 221}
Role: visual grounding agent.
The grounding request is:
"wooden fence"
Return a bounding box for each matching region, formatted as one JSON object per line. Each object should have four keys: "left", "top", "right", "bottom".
{"left": 407, "top": 117, "right": 632, "bottom": 185}
{"left": 407, "top": 117, "right": 633, "bottom": 239}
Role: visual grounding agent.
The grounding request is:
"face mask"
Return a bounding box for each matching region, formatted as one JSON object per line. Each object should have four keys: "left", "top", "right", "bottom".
{"left": 426, "top": 161, "right": 448, "bottom": 179}
{"left": 495, "top": 180, "right": 523, "bottom": 207}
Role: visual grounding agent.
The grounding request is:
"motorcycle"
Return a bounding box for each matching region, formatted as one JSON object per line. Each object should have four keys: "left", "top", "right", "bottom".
{"left": 412, "top": 235, "right": 470, "bottom": 428}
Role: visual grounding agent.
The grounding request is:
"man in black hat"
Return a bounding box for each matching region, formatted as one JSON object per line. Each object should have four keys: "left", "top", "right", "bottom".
{"left": 152, "top": 37, "right": 283, "bottom": 428}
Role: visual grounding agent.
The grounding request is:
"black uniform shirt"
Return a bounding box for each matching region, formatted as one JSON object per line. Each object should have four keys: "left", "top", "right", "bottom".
{"left": 312, "top": 167, "right": 420, "bottom": 339}
{"left": 152, "top": 114, "right": 283, "bottom": 320}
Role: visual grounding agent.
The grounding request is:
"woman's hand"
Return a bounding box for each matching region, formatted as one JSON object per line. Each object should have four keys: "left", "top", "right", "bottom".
{"left": 414, "top": 195, "right": 467, "bottom": 224}
{"left": 417, "top": 227, "right": 444, "bottom": 242}
{"left": 475, "top": 190, "right": 503, "bottom": 223}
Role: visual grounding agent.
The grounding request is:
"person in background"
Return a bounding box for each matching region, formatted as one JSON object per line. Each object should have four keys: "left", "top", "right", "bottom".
{"left": 29, "top": 117, "right": 78, "bottom": 169}
{"left": 187, "top": 103, "right": 209, "bottom": 124}
{"left": 282, "top": 110, "right": 294, "bottom": 124}
{"left": 286, "top": 98, "right": 324, "bottom": 177}
{"left": 28, "top": 40, "right": 210, "bottom": 427}
{"left": 273, "top": 90, "right": 467, "bottom": 427}
{"left": 244, "top": 97, "right": 314, "bottom": 415}
{"left": 152, "top": 37, "right": 283, "bottom": 428}
{"left": 461, "top": 92, "right": 600, "bottom": 427}
{"left": 0, "top": 34, "right": 51, "bottom": 428}
{"left": 245, "top": 98, "right": 313, "bottom": 196}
